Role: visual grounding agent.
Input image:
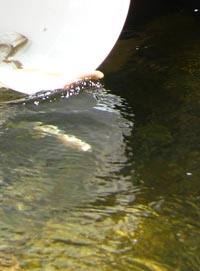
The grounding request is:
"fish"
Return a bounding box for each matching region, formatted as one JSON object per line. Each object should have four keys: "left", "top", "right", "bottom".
{"left": 6, "top": 121, "right": 92, "bottom": 152}
{"left": 34, "top": 124, "right": 92, "bottom": 152}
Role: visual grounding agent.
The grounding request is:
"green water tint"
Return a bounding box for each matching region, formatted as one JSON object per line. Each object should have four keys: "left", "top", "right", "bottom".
{"left": 101, "top": 13, "right": 200, "bottom": 271}
{"left": 0, "top": 13, "right": 200, "bottom": 271}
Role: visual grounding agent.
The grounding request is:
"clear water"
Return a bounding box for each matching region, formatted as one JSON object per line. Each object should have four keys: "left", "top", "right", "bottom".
{"left": 0, "top": 13, "right": 200, "bottom": 271}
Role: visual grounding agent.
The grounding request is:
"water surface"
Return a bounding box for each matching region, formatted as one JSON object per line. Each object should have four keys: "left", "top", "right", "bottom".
{"left": 0, "top": 13, "right": 200, "bottom": 271}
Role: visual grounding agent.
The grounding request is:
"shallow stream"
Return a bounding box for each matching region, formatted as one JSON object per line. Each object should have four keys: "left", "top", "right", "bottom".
{"left": 0, "top": 13, "right": 200, "bottom": 271}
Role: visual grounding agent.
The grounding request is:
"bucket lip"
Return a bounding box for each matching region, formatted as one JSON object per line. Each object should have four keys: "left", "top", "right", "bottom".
{"left": 0, "top": 0, "right": 130, "bottom": 94}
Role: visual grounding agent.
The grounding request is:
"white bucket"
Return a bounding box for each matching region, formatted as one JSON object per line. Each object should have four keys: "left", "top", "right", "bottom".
{"left": 0, "top": 0, "right": 130, "bottom": 94}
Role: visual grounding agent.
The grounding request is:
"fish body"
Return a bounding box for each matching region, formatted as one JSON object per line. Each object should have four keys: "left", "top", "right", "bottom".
{"left": 6, "top": 121, "right": 91, "bottom": 152}
{"left": 34, "top": 124, "right": 92, "bottom": 152}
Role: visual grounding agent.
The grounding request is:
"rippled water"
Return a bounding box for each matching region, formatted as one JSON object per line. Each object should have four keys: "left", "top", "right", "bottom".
{"left": 0, "top": 12, "right": 200, "bottom": 271}
{"left": 0, "top": 87, "right": 138, "bottom": 270}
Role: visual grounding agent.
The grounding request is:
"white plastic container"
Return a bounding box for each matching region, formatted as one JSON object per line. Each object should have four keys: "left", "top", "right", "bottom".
{"left": 0, "top": 0, "right": 130, "bottom": 94}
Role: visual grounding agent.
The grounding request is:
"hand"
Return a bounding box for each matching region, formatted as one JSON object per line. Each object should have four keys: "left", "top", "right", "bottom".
{"left": 64, "top": 70, "right": 104, "bottom": 90}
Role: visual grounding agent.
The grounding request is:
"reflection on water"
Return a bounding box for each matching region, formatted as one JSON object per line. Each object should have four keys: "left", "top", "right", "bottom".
{"left": 0, "top": 12, "right": 200, "bottom": 271}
